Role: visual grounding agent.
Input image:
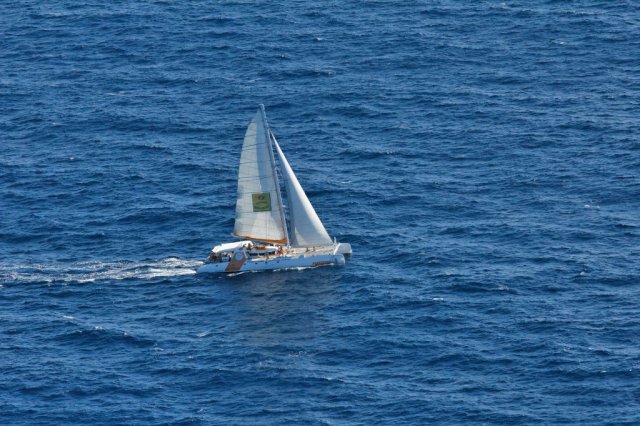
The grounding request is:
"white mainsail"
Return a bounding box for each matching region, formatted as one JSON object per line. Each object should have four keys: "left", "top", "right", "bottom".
{"left": 272, "top": 136, "right": 333, "bottom": 247}
{"left": 232, "top": 108, "right": 288, "bottom": 244}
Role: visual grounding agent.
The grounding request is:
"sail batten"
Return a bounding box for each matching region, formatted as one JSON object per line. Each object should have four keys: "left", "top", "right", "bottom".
{"left": 272, "top": 135, "right": 332, "bottom": 247}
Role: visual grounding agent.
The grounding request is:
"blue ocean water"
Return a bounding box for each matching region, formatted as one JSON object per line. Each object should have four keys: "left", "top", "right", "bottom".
{"left": 1, "top": 0, "right": 639, "bottom": 423}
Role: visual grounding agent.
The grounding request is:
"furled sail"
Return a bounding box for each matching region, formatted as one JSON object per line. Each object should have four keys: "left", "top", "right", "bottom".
{"left": 272, "top": 136, "right": 332, "bottom": 247}
{"left": 232, "top": 108, "right": 287, "bottom": 244}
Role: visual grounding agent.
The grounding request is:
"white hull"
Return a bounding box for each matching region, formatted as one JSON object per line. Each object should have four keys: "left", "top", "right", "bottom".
{"left": 197, "top": 252, "right": 345, "bottom": 274}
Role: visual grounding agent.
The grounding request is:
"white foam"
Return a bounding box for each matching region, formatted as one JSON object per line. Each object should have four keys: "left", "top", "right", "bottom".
{"left": 0, "top": 257, "right": 204, "bottom": 284}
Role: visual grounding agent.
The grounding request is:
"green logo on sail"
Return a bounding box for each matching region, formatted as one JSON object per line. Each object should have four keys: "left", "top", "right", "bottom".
{"left": 252, "top": 192, "right": 271, "bottom": 212}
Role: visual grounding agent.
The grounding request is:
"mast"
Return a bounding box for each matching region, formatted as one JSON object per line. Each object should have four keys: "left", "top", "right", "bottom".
{"left": 259, "top": 104, "right": 290, "bottom": 247}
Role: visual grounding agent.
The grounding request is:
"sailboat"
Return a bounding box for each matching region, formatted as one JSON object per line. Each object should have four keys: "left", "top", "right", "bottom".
{"left": 197, "top": 105, "right": 351, "bottom": 273}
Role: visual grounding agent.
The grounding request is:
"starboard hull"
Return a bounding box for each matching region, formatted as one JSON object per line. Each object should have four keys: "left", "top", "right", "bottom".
{"left": 197, "top": 253, "right": 345, "bottom": 274}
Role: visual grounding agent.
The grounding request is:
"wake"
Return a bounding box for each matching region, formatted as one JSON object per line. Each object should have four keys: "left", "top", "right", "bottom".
{"left": 0, "top": 257, "right": 203, "bottom": 284}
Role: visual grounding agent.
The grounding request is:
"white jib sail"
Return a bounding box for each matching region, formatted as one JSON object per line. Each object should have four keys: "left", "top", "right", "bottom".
{"left": 272, "top": 136, "right": 332, "bottom": 247}
{"left": 232, "top": 109, "right": 287, "bottom": 244}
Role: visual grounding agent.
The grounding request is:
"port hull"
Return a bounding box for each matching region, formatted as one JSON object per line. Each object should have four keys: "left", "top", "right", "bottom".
{"left": 197, "top": 253, "right": 345, "bottom": 273}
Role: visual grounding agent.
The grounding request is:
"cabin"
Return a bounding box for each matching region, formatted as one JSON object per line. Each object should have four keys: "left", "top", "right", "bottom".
{"left": 206, "top": 240, "right": 280, "bottom": 263}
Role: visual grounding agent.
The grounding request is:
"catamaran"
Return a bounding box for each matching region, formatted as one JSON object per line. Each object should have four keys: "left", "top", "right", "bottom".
{"left": 197, "top": 105, "right": 351, "bottom": 273}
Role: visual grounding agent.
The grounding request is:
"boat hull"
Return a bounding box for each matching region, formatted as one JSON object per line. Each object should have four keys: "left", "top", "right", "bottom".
{"left": 197, "top": 253, "right": 345, "bottom": 274}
